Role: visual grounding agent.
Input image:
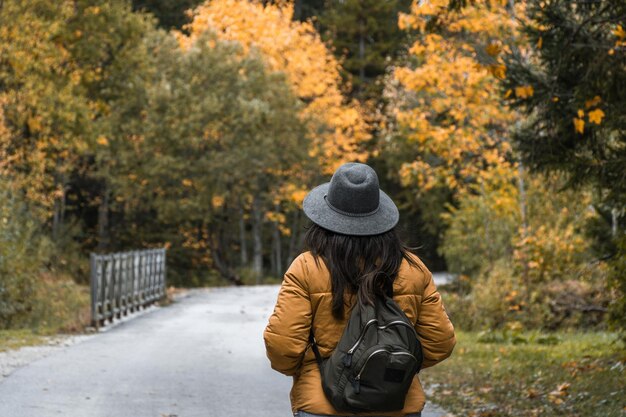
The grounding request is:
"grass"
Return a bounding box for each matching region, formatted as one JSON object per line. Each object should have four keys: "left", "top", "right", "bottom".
{"left": 421, "top": 330, "right": 626, "bottom": 417}
{"left": 0, "top": 329, "right": 52, "bottom": 353}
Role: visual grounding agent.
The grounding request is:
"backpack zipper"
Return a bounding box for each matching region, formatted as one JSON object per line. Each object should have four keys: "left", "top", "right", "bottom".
{"left": 352, "top": 349, "right": 417, "bottom": 394}
{"left": 377, "top": 320, "right": 417, "bottom": 336}
{"left": 346, "top": 319, "right": 378, "bottom": 355}
{"left": 344, "top": 319, "right": 416, "bottom": 367}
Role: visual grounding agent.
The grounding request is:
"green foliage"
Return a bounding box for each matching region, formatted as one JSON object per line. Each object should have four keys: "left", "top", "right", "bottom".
{"left": 0, "top": 180, "right": 50, "bottom": 328}
{"left": 26, "top": 274, "right": 90, "bottom": 332}
{"left": 477, "top": 328, "right": 560, "bottom": 345}
{"left": 608, "top": 234, "right": 626, "bottom": 341}
{"left": 317, "top": 0, "right": 412, "bottom": 101}
{"left": 132, "top": 0, "right": 203, "bottom": 29}
{"left": 110, "top": 30, "right": 309, "bottom": 283}
{"left": 502, "top": 0, "right": 626, "bottom": 209}
{"left": 0, "top": 178, "right": 89, "bottom": 331}
{"left": 441, "top": 262, "right": 611, "bottom": 332}
{"left": 438, "top": 172, "right": 613, "bottom": 330}
{"left": 441, "top": 182, "right": 519, "bottom": 276}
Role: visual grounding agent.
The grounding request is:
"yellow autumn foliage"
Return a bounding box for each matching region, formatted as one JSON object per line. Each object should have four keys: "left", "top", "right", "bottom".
{"left": 394, "top": 0, "right": 521, "bottom": 195}
{"left": 182, "top": 0, "right": 371, "bottom": 174}
{"left": 587, "top": 108, "right": 605, "bottom": 125}
{"left": 573, "top": 117, "right": 585, "bottom": 134}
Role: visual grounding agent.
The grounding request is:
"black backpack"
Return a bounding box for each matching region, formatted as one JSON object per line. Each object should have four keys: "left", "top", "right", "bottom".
{"left": 309, "top": 296, "right": 423, "bottom": 412}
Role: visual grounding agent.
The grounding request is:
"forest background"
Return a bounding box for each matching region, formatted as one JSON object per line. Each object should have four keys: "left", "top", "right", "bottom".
{"left": 0, "top": 1, "right": 625, "bottom": 414}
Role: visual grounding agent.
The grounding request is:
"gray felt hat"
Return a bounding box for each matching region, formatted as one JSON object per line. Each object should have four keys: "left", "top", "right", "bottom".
{"left": 303, "top": 163, "right": 399, "bottom": 236}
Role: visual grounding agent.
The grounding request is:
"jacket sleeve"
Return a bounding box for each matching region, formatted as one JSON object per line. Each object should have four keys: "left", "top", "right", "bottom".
{"left": 415, "top": 268, "right": 456, "bottom": 369}
{"left": 263, "top": 254, "right": 312, "bottom": 376}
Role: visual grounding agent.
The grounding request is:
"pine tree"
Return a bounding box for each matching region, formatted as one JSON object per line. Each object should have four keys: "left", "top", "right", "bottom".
{"left": 318, "top": 0, "right": 412, "bottom": 102}
{"left": 502, "top": 0, "right": 626, "bottom": 210}
{"left": 132, "top": 0, "right": 204, "bottom": 29}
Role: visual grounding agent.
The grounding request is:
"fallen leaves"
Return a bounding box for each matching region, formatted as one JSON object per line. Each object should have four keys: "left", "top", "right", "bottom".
{"left": 547, "top": 382, "right": 571, "bottom": 404}
{"left": 526, "top": 387, "right": 540, "bottom": 398}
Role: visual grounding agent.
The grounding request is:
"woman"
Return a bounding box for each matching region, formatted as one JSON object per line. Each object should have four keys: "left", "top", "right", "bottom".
{"left": 264, "top": 163, "right": 455, "bottom": 417}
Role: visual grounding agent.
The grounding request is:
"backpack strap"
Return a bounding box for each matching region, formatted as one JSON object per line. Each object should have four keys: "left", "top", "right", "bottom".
{"left": 309, "top": 330, "right": 324, "bottom": 370}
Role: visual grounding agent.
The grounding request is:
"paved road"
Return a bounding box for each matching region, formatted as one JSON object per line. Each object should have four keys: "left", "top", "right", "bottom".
{"left": 0, "top": 286, "right": 448, "bottom": 417}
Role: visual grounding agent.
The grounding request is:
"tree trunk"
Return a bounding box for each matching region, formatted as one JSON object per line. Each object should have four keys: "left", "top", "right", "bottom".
{"left": 286, "top": 210, "right": 300, "bottom": 269}
{"left": 252, "top": 196, "right": 263, "bottom": 283}
{"left": 480, "top": 180, "right": 491, "bottom": 262}
{"left": 52, "top": 172, "right": 67, "bottom": 242}
{"left": 611, "top": 208, "right": 618, "bottom": 237}
{"left": 239, "top": 204, "right": 248, "bottom": 267}
{"left": 293, "top": 0, "right": 302, "bottom": 20}
{"left": 207, "top": 222, "right": 243, "bottom": 286}
{"left": 52, "top": 193, "right": 61, "bottom": 242}
{"left": 97, "top": 187, "right": 110, "bottom": 251}
{"left": 272, "top": 221, "right": 282, "bottom": 277}
{"left": 517, "top": 161, "right": 530, "bottom": 305}
{"left": 358, "top": 18, "right": 366, "bottom": 87}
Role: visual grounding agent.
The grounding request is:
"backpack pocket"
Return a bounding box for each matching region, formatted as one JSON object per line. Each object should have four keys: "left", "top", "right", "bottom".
{"left": 342, "top": 347, "right": 418, "bottom": 412}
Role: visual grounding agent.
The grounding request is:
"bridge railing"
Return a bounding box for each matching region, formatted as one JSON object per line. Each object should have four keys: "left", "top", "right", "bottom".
{"left": 90, "top": 248, "right": 167, "bottom": 329}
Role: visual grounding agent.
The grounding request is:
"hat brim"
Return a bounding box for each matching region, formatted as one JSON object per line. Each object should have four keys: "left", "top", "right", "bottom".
{"left": 302, "top": 183, "right": 399, "bottom": 236}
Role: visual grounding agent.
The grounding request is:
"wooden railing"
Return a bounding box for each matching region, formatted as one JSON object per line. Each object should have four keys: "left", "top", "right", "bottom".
{"left": 90, "top": 248, "right": 167, "bottom": 329}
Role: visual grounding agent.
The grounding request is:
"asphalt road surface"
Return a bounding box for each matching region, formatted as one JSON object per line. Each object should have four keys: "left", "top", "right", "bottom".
{"left": 0, "top": 286, "right": 449, "bottom": 417}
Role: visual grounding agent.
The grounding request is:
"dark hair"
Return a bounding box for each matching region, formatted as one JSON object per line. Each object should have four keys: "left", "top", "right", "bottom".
{"left": 304, "top": 223, "right": 419, "bottom": 319}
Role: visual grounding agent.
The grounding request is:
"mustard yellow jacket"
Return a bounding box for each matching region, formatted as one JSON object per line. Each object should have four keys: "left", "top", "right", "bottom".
{"left": 263, "top": 251, "right": 456, "bottom": 416}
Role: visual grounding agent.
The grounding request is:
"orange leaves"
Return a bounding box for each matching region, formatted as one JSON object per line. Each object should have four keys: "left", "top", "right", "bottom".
{"left": 486, "top": 43, "right": 501, "bottom": 57}
{"left": 573, "top": 103, "right": 605, "bottom": 133}
{"left": 614, "top": 24, "right": 626, "bottom": 39}
{"left": 183, "top": 0, "right": 369, "bottom": 174}
{"left": 515, "top": 85, "right": 534, "bottom": 99}
{"left": 394, "top": 0, "right": 517, "bottom": 196}
{"left": 211, "top": 195, "right": 225, "bottom": 208}
{"left": 584, "top": 95, "right": 601, "bottom": 109}
{"left": 613, "top": 24, "right": 626, "bottom": 48}
{"left": 488, "top": 64, "right": 508, "bottom": 82}
{"left": 548, "top": 382, "right": 571, "bottom": 405}
{"left": 573, "top": 109, "right": 586, "bottom": 133}
{"left": 588, "top": 109, "right": 605, "bottom": 125}
{"left": 573, "top": 117, "right": 585, "bottom": 134}
{"left": 584, "top": 97, "right": 605, "bottom": 126}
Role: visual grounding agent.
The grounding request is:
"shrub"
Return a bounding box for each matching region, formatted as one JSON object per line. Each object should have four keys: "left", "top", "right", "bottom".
{"left": 607, "top": 235, "right": 626, "bottom": 343}
{"left": 0, "top": 181, "right": 50, "bottom": 328}
{"left": 0, "top": 180, "right": 89, "bottom": 332}
{"left": 25, "top": 273, "right": 90, "bottom": 333}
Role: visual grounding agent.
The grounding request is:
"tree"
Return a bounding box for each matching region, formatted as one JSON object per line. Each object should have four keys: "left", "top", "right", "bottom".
{"left": 385, "top": 0, "right": 522, "bottom": 204}
{"left": 501, "top": 1, "right": 626, "bottom": 211}
{"left": 180, "top": 0, "right": 373, "bottom": 278}
{"left": 132, "top": 0, "right": 204, "bottom": 29}
{"left": 60, "top": 0, "right": 158, "bottom": 251}
{"left": 317, "top": 0, "right": 412, "bottom": 102}
{"left": 499, "top": 0, "right": 626, "bottom": 332}
{"left": 183, "top": 0, "right": 371, "bottom": 176}
{"left": 0, "top": 0, "right": 91, "bottom": 234}
{"left": 117, "top": 31, "right": 309, "bottom": 284}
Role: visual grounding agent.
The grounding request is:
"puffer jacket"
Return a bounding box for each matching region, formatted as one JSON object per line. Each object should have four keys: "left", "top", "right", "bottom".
{"left": 264, "top": 251, "right": 456, "bottom": 416}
